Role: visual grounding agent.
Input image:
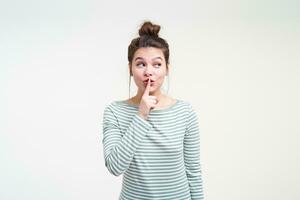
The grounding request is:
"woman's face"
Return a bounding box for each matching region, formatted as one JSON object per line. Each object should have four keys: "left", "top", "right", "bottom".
{"left": 130, "top": 47, "right": 168, "bottom": 94}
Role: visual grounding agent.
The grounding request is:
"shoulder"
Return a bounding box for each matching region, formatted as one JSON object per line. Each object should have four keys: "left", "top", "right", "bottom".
{"left": 103, "top": 100, "right": 121, "bottom": 110}
{"left": 176, "top": 98, "right": 194, "bottom": 111}
{"left": 102, "top": 100, "right": 114, "bottom": 112}
{"left": 103, "top": 99, "right": 137, "bottom": 117}
{"left": 102, "top": 100, "right": 122, "bottom": 116}
{"left": 175, "top": 99, "right": 199, "bottom": 122}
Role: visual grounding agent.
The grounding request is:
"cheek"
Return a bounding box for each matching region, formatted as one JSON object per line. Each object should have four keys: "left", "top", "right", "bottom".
{"left": 133, "top": 76, "right": 140, "bottom": 84}
{"left": 157, "top": 72, "right": 167, "bottom": 80}
{"left": 132, "top": 75, "right": 144, "bottom": 86}
{"left": 156, "top": 76, "right": 166, "bottom": 85}
{"left": 132, "top": 71, "right": 142, "bottom": 80}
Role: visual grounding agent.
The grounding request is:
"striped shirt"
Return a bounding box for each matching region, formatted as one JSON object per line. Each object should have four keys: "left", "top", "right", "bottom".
{"left": 101, "top": 99, "right": 204, "bottom": 200}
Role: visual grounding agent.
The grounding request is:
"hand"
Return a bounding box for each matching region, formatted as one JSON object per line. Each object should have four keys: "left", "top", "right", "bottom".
{"left": 137, "top": 78, "right": 158, "bottom": 120}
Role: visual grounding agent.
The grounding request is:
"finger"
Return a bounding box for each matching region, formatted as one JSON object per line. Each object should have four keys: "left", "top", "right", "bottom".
{"left": 149, "top": 96, "right": 159, "bottom": 103}
{"left": 148, "top": 96, "right": 157, "bottom": 100}
{"left": 149, "top": 99, "right": 157, "bottom": 104}
{"left": 150, "top": 103, "right": 156, "bottom": 110}
{"left": 143, "top": 78, "right": 151, "bottom": 96}
{"left": 150, "top": 102, "right": 157, "bottom": 110}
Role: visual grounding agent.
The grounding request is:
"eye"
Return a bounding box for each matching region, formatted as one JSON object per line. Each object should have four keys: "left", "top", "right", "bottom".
{"left": 154, "top": 63, "right": 161, "bottom": 68}
{"left": 136, "top": 63, "right": 145, "bottom": 68}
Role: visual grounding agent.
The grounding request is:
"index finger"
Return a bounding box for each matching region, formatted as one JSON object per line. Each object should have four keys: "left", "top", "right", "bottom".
{"left": 143, "top": 78, "right": 151, "bottom": 96}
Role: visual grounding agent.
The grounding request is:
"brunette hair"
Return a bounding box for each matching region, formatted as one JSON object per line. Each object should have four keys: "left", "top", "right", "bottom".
{"left": 127, "top": 21, "right": 170, "bottom": 97}
{"left": 128, "top": 21, "right": 170, "bottom": 75}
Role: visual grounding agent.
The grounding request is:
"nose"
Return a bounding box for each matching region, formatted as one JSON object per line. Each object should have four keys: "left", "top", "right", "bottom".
{"left": 144, "top": 67, "right": 153, "bottom": 77}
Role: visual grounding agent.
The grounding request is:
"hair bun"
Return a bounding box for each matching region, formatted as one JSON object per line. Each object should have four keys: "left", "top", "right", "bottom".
{"left": 138, "top": 21, "right": 160, "bottom": 37}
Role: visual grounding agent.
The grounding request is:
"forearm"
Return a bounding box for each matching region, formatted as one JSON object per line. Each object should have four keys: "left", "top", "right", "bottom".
{"left": 103, "top": 112, "right": 152, "bottom": 176}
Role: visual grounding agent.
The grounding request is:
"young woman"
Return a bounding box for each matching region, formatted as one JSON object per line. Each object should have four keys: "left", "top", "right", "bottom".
{"left": 102, "top": 21, "right": 204, "bottom": 200}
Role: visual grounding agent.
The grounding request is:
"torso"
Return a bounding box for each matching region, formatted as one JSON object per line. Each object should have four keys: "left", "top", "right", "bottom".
{"left": 104, "top": 99, "right": 196, "bottom": 199}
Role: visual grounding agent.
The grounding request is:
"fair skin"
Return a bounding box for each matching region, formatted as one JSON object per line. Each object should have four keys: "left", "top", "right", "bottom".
{"left": 126, "top": 47, "right": 177, "bottom": 120}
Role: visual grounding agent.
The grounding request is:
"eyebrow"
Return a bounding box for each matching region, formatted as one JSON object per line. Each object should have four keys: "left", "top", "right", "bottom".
{"left": 134, "top": 57, "right": 162, "bottom": 61}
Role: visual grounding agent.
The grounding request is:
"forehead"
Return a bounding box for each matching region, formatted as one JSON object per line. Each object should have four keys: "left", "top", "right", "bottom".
{"left": 133, "top": 47, "right": 165, "bottom": 61}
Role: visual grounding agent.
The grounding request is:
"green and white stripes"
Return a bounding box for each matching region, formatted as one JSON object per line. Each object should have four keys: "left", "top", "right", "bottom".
{"left": 102, "top": 99, "right": 204, "bottom": 200}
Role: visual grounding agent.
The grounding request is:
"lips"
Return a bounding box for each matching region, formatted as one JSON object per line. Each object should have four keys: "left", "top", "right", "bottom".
{"left": 143, "top": 79, "right": 155, "bottom": 86}
{"left": 143, "top": 79, "right": 155, "bottom": 83}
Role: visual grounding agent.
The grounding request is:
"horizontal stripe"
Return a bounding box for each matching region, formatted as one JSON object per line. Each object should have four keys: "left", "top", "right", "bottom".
{"left": 102, "top": 99, "right": 204, "bottom": 200}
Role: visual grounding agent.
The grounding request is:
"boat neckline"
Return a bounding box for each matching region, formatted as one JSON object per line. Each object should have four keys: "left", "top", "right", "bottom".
{"left": 117, "top": 98, "right": 180, "bottom": 112}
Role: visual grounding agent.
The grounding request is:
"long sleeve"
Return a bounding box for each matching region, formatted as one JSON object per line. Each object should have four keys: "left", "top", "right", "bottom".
{"left": 184, "top": 104, "right": 204, "bottom": 199}
{"left": 102, "top": 106, "right": 152, "bottom": 176}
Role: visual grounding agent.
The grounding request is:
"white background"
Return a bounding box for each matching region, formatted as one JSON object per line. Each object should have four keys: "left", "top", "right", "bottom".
{"left": 1, "top": 0, "right": 299, "bottom": 199}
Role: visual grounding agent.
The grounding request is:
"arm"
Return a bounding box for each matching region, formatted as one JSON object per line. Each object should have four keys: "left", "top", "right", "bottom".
{"left": 184, "top": 104, "right": 204, "bottom": 199}
{"left": 102, "top": 106, "right": 152, "bottom": 176}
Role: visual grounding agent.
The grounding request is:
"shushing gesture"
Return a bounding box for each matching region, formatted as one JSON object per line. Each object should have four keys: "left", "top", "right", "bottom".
{"left": 137, "top": 78, "right": 159, "bottom": 120}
